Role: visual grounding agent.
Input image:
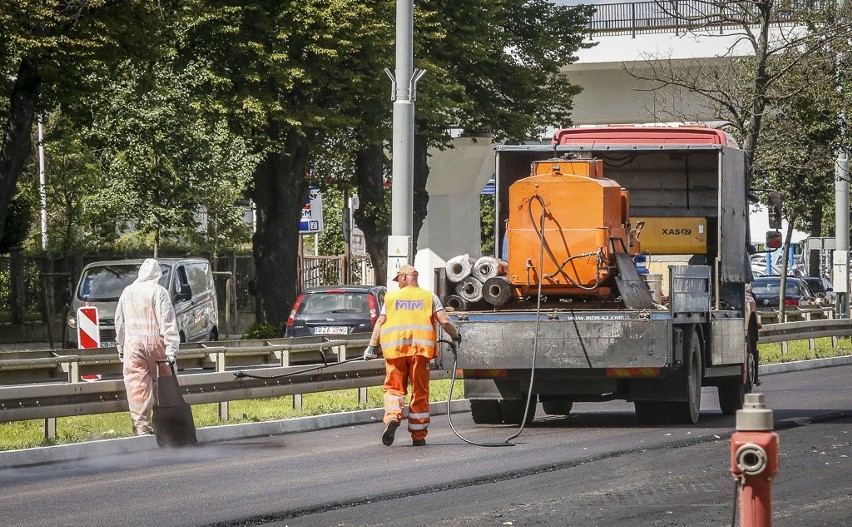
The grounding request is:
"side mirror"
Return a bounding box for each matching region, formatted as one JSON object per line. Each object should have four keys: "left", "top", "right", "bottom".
{"left": 765, "top": 230, "right": 782, "bottom": 250}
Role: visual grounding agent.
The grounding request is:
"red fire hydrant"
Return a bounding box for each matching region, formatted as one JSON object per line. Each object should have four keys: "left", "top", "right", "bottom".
{"left": 730, "top": 393, "right": 780, "bottom": 527}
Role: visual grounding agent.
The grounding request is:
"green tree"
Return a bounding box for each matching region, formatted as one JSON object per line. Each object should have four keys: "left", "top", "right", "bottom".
{"left": 0, "top": 1, "right": 168, "bottom": 249}
{"left": 181, "top": 1, "right": 394, "bottom": 324}
{"left": 753, "top": 34, "right": 852, "bottom": 273}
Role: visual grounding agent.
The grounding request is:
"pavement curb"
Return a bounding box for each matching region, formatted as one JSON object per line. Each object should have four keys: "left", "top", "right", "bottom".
{"left": 759, "top": 354, "right": 852, "bottom": 375}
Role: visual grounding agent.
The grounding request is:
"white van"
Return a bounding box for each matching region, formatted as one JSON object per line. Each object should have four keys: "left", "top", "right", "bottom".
{"left": 66, "top": 258, "right": 219, "bottom": 348}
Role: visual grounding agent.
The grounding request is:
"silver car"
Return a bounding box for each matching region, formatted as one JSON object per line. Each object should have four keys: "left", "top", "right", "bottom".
{"left": 66, "top": 258, "right": 219, "bottom": 348}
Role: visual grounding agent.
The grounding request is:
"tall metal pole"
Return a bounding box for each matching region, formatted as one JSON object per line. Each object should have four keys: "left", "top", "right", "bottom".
{"left": 38, "top": 115, "right": 47, "bottom": 251}
{"left": 833, "top": 0, "right": 849, "bottom": 317}
{"left": 385, "top": 0, "right": 425, "bottom": 285}
{"left": 836, "top": 152, "right": 849, "bottom": 316}
{"left": 391, "top": 0, "right": 414, "bottom": 240}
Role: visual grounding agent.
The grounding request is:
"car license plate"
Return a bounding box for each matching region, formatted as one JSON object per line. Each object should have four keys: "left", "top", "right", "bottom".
{"left": 314, "top": 326, "right": 348, "bottom": 335}
{"left": 100, "top": 340, "right": 117, "bottom": 348}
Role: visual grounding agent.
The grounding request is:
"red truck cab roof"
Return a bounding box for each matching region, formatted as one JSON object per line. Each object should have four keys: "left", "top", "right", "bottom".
{"left": 551, "top": 125, "right": 736, "bottom": 147}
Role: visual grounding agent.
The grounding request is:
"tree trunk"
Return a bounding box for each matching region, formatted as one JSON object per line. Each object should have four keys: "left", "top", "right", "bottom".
{"left": 0, "top": 57, "right": 40, "bottom": 244}
{"left": 412, "top": 133, "right": 430, "bottom": 256}
{"left": 777, "top": 211, "right": 799, "bottom": 322}
{"left": 251, "top": 131, "right": 310, "bottom": 326}
{"left": 353, "top": 143, "right": 389, "bottom": 286}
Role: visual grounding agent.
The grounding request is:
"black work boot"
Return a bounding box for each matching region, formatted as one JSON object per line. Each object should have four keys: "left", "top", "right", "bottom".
{"left": 412, "top": 438, "right": 426, "bottom": 446}
{"left": 382, "top": 420, "right": 399, "bottom": 446}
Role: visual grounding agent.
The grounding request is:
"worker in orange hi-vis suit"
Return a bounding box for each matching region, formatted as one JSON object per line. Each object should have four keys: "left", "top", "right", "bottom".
{"left": 115, "top": 258, "right": 180, "bottom": 435}
{"left": 365, "top": 264, "right": 460, "bottom": 447}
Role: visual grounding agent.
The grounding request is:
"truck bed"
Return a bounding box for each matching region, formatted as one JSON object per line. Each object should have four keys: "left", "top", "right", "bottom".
{"left": 449, "top": 310, "right": 673, "bottom": 370}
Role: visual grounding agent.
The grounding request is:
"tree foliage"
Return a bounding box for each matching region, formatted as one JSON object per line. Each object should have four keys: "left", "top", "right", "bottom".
{"left": 0, "top": 0, "right": 170, "bottom": 246}
{"left": 2, "top": 1, "right": 594, "bottom": 329}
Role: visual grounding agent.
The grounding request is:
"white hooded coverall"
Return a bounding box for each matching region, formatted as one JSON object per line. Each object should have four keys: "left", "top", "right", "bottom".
{"left": 115, "top": 258, "right": 180, "bottom": 435}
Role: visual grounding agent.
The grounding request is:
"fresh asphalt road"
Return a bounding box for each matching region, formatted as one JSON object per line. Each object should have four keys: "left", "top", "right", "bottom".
{"left": 0, "top": 365, "right": 849, "bottom": 527}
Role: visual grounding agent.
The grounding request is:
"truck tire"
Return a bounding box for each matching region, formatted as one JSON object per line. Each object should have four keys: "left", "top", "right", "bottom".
{"left": 717, "top": 324, "right": 757, "bottom": 415}
{"left": 670, "top": 328, "right": 702, "bottom": 424}
{"left": 746, "top": 324, "right": 759, "bottom": 391}
{"left": 470, "top": 399, "right": 502, "bottom": 424}
{"left": 499, "top": 398, "right": 536, "bottom": 425}
{"left": 541, "top": 397, "right": 573, "bottom": 416}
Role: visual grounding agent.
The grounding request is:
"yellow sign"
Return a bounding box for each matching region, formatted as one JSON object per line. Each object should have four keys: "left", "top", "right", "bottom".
{"left": 632, "top": 217, "right": 707, "bottom": 254}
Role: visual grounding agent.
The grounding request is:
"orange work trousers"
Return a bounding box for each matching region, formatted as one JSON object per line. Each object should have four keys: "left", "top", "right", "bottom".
{"left": 383, "top": 355, "right": 431, "bottom": 441}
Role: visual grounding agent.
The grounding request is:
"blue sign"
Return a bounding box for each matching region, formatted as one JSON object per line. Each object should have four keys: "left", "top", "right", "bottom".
{"left": 299, "top": 189, "right": 324, "bottom": 234}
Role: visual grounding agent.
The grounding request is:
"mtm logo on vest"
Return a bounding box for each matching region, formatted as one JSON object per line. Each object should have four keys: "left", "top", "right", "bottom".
{"left": 395, "top": 299, "right": 424, "bottom": 311}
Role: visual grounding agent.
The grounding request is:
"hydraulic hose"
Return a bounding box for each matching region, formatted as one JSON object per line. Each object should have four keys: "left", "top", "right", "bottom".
{"left": 233, "top": 346, "right": 366, "bottom": 380}
{"left": 442, "top": 338, "right": 514, "bottom": 448}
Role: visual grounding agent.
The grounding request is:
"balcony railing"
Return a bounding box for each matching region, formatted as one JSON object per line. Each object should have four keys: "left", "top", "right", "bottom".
{"left": 585, "top": 0, "right": 830, "bottom": 37}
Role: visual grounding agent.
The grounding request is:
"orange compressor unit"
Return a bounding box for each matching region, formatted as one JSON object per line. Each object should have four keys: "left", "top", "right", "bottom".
{"left": 505, "top": 157, "right": 637, "bottom": 298}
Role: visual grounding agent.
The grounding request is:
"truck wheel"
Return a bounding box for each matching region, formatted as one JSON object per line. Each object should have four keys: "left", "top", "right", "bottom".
{"left": 499, "top": 398, "right": 536, "bottom": 425}
{"left": 746, "top": 326, "right": 759, "bottom": 391}
{"left": 718, "top": 325, "right": 757, "bottom": 415}
{"left": 541, "top": 397, "right": 573, "bottom": 416}
{"left": 470, "top": 399, "right": 502, "bottom": 424}
{"left": 671, "top": 329, "right": 702, "bottom": 424}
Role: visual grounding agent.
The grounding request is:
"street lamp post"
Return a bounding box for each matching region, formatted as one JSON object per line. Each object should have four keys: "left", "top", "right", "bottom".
{"left": 833, "top": 0, "right": 849, "bottom": 317}
{"left": 385, "top": 0, "right": 425, "bottom": 287}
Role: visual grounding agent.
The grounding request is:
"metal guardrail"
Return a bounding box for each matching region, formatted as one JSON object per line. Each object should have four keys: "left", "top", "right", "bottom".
{"left": 758, "top": 319, "right": 852, "bottom": 353}
{"left": 0, "top": 334, "right": 370, "bottom": 385}
{"left": 0, "top": 360, "right": 392, "bottom": 423}
{"left": 0, "top": 334, "right": 381, "bottom": 438}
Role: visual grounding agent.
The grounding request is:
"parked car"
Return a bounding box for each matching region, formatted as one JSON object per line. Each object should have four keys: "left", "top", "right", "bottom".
{"left": 750, "top": 276, "right": 817, "bottom": 309}
{"left": 802, "top": 276, "right": 836, "bottom": 306}
{"left": 66, "top": 258, "right": 219, "bottom": 348}
{"left": 285, "top": 285, "right": 386, "bottom": 337}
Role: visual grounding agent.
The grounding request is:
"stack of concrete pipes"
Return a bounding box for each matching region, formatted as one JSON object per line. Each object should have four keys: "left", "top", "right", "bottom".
{"left": 443, "top": 255, "right": 512, "bottom": 311}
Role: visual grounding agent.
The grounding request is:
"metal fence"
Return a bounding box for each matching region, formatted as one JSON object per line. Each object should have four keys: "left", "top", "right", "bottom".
{"left": 587, "top": 0, "right": 831, "bottom": 37}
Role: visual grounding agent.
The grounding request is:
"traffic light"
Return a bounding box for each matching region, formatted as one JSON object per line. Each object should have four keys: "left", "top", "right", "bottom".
{"left": 768, "top": 190, "right": 782, "bottom": 229}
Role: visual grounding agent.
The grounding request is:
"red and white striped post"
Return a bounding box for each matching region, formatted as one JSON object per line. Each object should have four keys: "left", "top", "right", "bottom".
{"left": 76, "top": 305, "right": 100, "bottom": 349}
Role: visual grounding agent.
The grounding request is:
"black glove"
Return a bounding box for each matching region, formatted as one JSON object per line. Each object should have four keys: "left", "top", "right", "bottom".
{"left": 452, "top": 334, "right": 462, "bottom": 345}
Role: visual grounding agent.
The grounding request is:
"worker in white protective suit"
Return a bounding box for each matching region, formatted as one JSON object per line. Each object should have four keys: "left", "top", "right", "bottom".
{"left": 115, "top": 258, "right": 180, "bottom": 435}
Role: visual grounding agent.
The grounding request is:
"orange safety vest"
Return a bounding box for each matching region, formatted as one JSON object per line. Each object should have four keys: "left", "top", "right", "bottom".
{"left": 379, "top": 286, "right": 437, "bottom": 359}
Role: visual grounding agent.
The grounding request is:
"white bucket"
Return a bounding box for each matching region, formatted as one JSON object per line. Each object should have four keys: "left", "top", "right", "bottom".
{"left": 646, "top": 273, "right": 663, "bottom": 303}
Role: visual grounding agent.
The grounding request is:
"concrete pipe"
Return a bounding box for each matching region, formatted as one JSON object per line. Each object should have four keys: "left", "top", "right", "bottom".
{"left": 482, "top": 276, "right": 512, "bottom": 306}
{"left": 445, "top": 294, "right": 469, "bottom": 311}
{"left": 456, "top": 276, "right": 484, "bottom": 302}
{"left": 473, "top": 256, "right": 508, "bottom": 282}
{"left": 446, "top": 254, "right": 476, "bottom": 283}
